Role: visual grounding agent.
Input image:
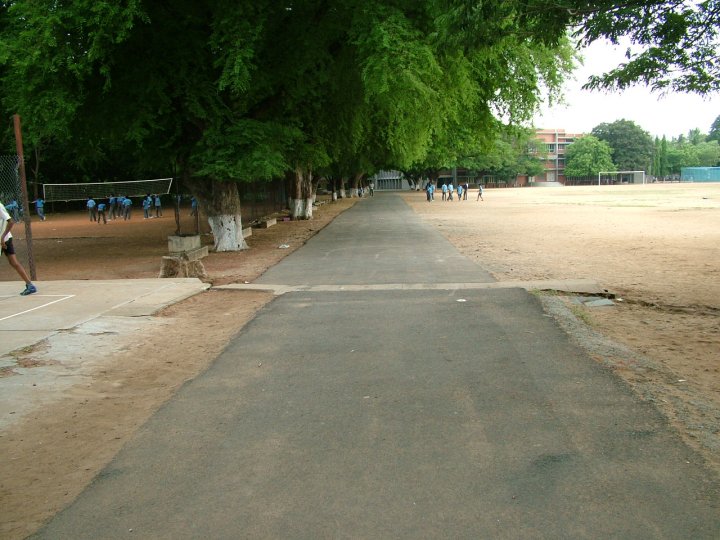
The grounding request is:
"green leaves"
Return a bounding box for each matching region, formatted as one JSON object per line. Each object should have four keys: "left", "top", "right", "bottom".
{"left": 565, "top": 135, "right": 616, "bottom": 177}
{"left": 592, "top": 120, "right": 654, "bottom": 171}
{"left": 575, "top": 1, "right": 720, "bottom": 94}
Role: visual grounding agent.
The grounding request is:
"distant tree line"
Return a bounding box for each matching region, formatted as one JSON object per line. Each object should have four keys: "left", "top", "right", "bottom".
{"left": 565, "top": 116, "right": 720, "bottom": 179}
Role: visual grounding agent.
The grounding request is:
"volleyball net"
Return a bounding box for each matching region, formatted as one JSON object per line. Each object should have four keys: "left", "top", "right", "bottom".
{"left": 42, "top": 177, "right": 173, "bottom": 202}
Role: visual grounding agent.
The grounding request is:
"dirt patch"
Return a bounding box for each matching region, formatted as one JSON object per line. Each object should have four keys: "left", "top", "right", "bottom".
{"left": 0, "top": 198, "right": 358, "bottom": 539}
{"left": 402, "top": 183, "right": 720, "bottom": 475}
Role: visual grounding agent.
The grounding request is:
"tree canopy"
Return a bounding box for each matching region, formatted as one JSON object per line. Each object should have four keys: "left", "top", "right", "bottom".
{"left": 708, "top": 115, "right": 720, "bottom": 142}
{"left": 591, "top": 120, "right": 654, "bottom": 172}
{"left": 564, "top": 135, "right": 615, "bottom": 177}
{"left": 0, "top": 2, "right": 575, "bottom": 196}
{"left": 568, "top": 1, "right": 720, "bottom": 95}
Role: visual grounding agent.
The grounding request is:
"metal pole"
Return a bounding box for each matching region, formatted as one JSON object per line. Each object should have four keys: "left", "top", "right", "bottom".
{"left": 13, "top": 114, "right": 37, "bottom": 280}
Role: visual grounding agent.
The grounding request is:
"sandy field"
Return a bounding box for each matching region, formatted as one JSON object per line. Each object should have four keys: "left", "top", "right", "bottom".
{"left": 1, "top": 184, "right": 719, "bottom": 537}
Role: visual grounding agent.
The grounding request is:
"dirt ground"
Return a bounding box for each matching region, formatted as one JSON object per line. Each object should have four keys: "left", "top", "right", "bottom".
{"left": 1, "top": 184, "right": 719, "bottom": 538}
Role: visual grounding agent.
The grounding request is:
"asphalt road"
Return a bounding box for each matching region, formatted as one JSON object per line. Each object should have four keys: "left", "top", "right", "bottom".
{"left": 34, "top": 194, "right": 720, "bottom": 539}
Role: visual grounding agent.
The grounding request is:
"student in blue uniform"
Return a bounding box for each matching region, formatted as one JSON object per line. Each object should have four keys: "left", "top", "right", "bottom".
{"left": 97, "top": 201, "right": 107, "bottom": 224}
{"left": 108, "top": 194, "right": 117, "bottom": 220}
{"left": 122, "top": 196, "right": 133, "bottom": 220}
{"left": 154, "top": 194, "right": 162, "bottom": 217}
{"left": 5, "top": 199, "right": 21, "bottom": 222}
{"left": 33, "top": 197, "right": 46, "bottom": 221}
{"left": 142, "top": 196, "right": 152, "bottom": 219}
{"left": 86, "top": 197, "right": 97, "bottom": 222}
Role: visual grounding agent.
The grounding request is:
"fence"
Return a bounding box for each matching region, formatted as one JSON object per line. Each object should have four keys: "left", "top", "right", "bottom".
{"left": 681, "top": 167, "right": 720, "bottom": 182}
{"left": 0, "top": 155, "right": 22, "bottom": 214}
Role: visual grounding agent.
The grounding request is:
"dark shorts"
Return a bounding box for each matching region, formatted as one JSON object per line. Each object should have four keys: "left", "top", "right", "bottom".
{"left": 2, "top": 237, "right": 15, "bottom": 256}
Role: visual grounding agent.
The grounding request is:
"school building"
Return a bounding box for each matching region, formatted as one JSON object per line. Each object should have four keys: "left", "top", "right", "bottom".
{"left": 521, "top": 128, "right": 585, "bottom": 186}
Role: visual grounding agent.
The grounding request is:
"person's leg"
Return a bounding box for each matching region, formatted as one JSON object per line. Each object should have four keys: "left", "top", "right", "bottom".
{"left": 3, "top": 240, "right": 35, "bottom": 294}
{"left": 7, "top": 253, "right": 32, "bottom": 284}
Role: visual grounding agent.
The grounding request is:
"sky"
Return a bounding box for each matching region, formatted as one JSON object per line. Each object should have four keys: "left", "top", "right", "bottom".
{"left": 533, "top": 39, "right": 719, "bottom": 139}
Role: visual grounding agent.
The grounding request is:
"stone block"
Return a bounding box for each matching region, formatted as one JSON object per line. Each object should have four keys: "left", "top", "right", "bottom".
{"left": 242, "top": 227, "right": 252, "bottom": 239}
{"left": 168, "top": 235, "right": 201, "bottom": 253}
{"left": 258, "top": 218, "right": 277, "bottom": 228}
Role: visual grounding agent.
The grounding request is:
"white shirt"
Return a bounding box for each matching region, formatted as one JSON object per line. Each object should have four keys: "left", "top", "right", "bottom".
{"left": 0, "top": 202, "right": 11, "bottom": 240}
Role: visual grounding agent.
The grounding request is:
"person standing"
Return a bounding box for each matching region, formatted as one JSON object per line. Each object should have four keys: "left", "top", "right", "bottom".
{"left": 5, "top": 199, "right": 21, "bottom": 222}
{"left": 457, "top": 184, "right": 463, "bottom": 201}
{"left": 108, "top": 194, "right": 117, "bottom": 220}
{"left": 463, "top": 182, "right": 469, "bottom": 200}
{"left": 33, "top": 197, "right": 46, "bottom": 221}
{"left": 441, "top": 182, "right": 448, "bottom": 201}
{"left": 117, "top": 195, "right": 126, "bottom": 218}
{"left": 369, "top": 182, "right": 374, "bottom": 196}
{"left": 86, "top": 197, "right": 97, "bottom": 222}
{"left": 122, "top": 196, "right": 133, "bottom": 220}
{"left": 448, "top": 182, "right": 454, "bottom": 201}
{"left": 190, "top": 196, "right": 198, "bottom": 216}
{"left": 142, "top": 196, "right": 151, "bottom": 219}
{"left": 154, "top": 194, "right": 162, "bottom": 217}
{"left": 477, "top": 184, "right": 484, "bottom": 201}
{"left": 1, "top": 201, "right": 37, "bottom": 296}
{"left": 97, "top": 201, "right": 107, "bottom": 224}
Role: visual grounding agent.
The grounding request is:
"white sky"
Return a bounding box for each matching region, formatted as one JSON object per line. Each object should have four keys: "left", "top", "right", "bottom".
{"left": 534, "top": 39, "right": 719, "bottom": 139}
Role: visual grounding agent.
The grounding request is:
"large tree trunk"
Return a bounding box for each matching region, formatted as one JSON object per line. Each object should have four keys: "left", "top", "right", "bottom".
{"left": 338, "top": 177, "right": 347, "bottom": 199}
{"left": 330, "top": 177, "right": 338, "bottom": 201}
{"left": 352, "top": 171, "right": 364, "bottom": 198}
{"left": 186, "top": 176, "right": 248, "bottom": 252}
{"left": 312, "top": 176, "right": 321, "bottom": 204}
{"left": 289, "top": 166, "right": 314, "bottom": 219}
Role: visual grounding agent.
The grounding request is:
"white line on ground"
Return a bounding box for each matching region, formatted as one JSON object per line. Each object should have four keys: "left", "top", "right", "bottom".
{"left": 0, "top": 295, "right": 75, "bottom": 322}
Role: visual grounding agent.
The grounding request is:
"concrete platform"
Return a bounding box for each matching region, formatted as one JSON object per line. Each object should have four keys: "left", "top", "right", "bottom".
{"left": 0, "top": 279, "right": 210, "bottom": 357}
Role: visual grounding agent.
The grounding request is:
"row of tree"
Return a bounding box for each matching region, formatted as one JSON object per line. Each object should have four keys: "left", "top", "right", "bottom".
{"left": 2, "top": 1, "right": 718, "bottom": 250}
{"left": 565, "top": 117, "right": 720, "bottom": 179}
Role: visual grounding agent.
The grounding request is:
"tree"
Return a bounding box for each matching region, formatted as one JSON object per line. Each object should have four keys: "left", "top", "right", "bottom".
{"left": 564, "top": 135, "right": 616, "bottom": 178}
{"left": 2, "top": 1, "right": 578, "bottom": 237}
{"left": 567, "top": 1, "right": 720, "bottom": 94}
{"left": 591, "top": 120, "right": 654, "bottom": 172}
{"left": 708, "top": 115, "right": 720, "bottom": 142}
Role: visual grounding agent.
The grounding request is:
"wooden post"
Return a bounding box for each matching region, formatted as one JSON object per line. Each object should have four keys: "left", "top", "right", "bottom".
{"left": 12, "top": 114, "right": 37, "bottom": 280}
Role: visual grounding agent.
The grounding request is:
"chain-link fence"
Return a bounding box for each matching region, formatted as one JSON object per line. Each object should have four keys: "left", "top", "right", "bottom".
{"left": 0, "top": 155, "right": 23, "bottom": 220}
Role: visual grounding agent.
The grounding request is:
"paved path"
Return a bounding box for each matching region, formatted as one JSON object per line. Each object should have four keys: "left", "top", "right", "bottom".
{"left": 35, "top": 194, "right": 720, "bottom": 538}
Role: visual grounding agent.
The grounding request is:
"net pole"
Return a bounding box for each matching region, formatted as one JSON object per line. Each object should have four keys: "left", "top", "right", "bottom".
{"left": 13, "top": 114, "right": 36, "bottom": 280}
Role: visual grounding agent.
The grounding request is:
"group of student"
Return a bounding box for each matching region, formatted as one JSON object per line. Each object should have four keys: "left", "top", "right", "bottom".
{"left": 425, "top": 181, "right": 484, "bottom": 202}
{"left": 3, "top": 197, "right": 46, "bottom": 221}
{"left": 86, "top": 194, "right": 163, "bottom": 223}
